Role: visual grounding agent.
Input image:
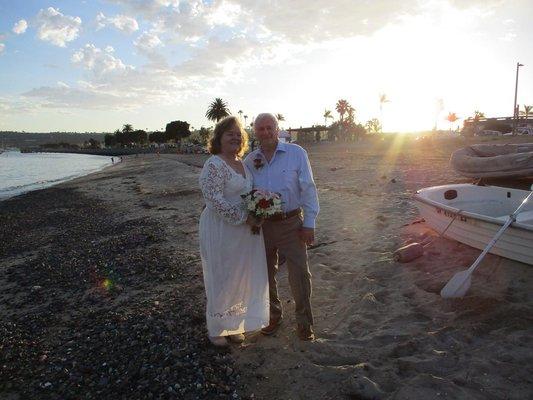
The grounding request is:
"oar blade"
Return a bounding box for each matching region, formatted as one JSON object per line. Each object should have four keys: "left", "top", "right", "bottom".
{"left": 440, "top": 270, "right": 472, "bottom": 298}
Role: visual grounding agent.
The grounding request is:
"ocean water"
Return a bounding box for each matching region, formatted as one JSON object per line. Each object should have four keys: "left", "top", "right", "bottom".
{"left": 0, "top": 150, "right": 113, "bottom": 201}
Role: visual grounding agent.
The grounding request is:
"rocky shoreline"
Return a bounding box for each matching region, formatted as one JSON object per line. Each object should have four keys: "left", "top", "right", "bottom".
{"left": 0, "top": 159, "right": 240, "bottom": 399}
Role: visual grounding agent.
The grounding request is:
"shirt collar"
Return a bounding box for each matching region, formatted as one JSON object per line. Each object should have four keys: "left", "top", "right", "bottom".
{"left": 276, "top": 140, "right": 288, "bottom": 152}
{"left": 258, "top": 140, "right": 286, "bottom": 157}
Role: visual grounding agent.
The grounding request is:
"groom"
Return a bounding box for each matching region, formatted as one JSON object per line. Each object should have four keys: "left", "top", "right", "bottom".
{"left": 244, "top": 113, "right": 319, "bottom": 341}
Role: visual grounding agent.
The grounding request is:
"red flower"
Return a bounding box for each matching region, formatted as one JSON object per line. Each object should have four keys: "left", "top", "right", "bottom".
{"left": 257, "top": 199, "right": 270, "bottom": 209}
{"left": 253, "top": 157, "right": 264, "bottom": 169}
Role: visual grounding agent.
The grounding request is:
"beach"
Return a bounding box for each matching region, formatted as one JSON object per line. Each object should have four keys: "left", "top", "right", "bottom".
{"left": 1, "top": 136, "right": 532, "bottom": 399}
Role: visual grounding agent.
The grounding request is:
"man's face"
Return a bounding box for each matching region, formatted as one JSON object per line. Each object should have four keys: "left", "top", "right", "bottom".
{"left": 254, "top": 116, "right": 278, "bottom": 146}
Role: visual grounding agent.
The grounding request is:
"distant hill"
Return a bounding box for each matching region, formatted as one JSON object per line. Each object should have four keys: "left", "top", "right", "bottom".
{"left": 0, "top": 132, "right": 108, "bottom": 148}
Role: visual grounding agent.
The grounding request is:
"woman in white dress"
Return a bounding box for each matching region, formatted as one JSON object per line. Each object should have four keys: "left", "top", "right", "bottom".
{"left": 199, "top": 116, "right": 269, "bottom": 347}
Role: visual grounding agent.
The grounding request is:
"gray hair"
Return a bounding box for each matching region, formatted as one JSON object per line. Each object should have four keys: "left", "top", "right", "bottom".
{"left": 254, "top": 113, "right": 278, "bottom": 129}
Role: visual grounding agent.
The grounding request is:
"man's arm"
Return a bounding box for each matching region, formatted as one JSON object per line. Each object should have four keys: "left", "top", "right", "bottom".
{"left": 298, "top": 148, "right": 319, "bottom": 232}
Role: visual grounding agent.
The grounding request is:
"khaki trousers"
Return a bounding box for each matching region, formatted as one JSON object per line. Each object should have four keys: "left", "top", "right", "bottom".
{"left": 262, "top": 215, "right": 314, "bottom": 326}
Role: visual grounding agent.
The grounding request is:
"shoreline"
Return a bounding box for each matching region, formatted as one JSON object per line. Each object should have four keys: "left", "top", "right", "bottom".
{"left": 1, "top": 154, "right": 240, "bottom": 399}
{"left": 1, "top": 140, "right": 532, "bottom": 399}
{"left": 0, "top": 151, "right": 118, "bottom": 202}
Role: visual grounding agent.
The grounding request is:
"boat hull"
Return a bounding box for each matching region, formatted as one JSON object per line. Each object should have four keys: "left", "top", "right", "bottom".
{"left": 414, "top": 184, "right": 533, "bottom": 265}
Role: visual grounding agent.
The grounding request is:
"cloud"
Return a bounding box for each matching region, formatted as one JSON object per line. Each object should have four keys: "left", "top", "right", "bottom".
{"left": 105, "top": 0, "right": 181, "bottom": 18}
{"left": 0, "top": 95, "right": 41, "bottom": 113}
{"left": 36, "top": 7, "right": 82, "bottom": 47}
{"left": 72, "top": 44, "right": 130, "bottom": 75}
{"left": 448, "top": 0, "right": 505, "bottom": 9}
{"left": 18, "top": 66, "right": 197, "bottom": 111}
{"left": 174, "top": 36, "right": 260, "bottom": 77}
{"left": 106, "top": 0, "right": 420, "bottom": 44}
{"left": 95, "top": 12, "right": 139, "bottom": 34}
{"left": 205, "top": 0, "right": 244, "bottom": 27}
{"left": 12, "top": 19, "right": 28, "bottom": 34}
{"left": 134, "top": 31, "right": 163, "bottom": 52}
{"left": 22, "top": 85, "right": 131, "bottom": 110}
{"left": 0, "top": 43, "right": 5, "bottom": 55}
{"left": 19, "top": 39, "right": 220, "bottom": 112}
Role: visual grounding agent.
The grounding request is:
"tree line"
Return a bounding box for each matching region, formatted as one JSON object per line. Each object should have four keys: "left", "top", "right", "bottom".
{"left": 103, "top": 121, "right": 210, "bottom": 147}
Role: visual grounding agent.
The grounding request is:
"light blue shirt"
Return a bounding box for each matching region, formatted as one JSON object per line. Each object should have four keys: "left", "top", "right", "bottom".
{"left": 244, "top": 141, "right": 319, "bottom": 228}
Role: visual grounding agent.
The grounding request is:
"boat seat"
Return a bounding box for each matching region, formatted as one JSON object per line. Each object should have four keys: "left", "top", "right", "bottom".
{"left": 495, "top": 215, "right": 509, "bottom": 221}
{"left": 496, "top": 211, "right": 533, "bottom": 223}
{"left": 516, "top": 210, "right": 533, "bottom": 224}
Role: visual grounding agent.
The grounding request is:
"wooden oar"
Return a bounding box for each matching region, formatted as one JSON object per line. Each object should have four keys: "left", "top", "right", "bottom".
{"left": 441, "top": 190, "right": 533, "bottom": 298}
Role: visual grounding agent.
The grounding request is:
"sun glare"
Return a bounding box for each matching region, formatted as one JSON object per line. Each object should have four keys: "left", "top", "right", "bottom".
{"left": 289, "top": 3, "right": 497, "bottom": 133}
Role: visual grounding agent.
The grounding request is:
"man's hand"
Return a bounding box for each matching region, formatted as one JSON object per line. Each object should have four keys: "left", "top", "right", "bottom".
{"left": 298, "top": 227, "right": 315, "bottom": 245}
{"left": 246, "top": 214, "right": 264, "bottom": 227}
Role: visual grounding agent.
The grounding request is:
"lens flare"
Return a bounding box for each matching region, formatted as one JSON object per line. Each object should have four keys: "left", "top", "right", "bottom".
{"left": 102, "top": 278, "right": 113, "bottom": 290}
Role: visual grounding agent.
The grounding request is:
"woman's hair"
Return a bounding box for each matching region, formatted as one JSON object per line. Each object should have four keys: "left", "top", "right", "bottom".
{"left": 208, "top": 115, "right": 249, "bottom": 157}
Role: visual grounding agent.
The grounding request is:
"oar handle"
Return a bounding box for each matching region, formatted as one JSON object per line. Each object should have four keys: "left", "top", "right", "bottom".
{"left": 511, "top": 191, "right": 533, "bottom": 218}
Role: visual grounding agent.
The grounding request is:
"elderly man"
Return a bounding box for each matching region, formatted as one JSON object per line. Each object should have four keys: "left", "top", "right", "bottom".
{"left": 244, "top": 113, "right": 319, "bottom": 341}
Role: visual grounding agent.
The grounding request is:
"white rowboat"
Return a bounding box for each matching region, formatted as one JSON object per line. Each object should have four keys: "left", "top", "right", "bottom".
{"left": 414, "top": 184, "right": 533, "bottom": 265}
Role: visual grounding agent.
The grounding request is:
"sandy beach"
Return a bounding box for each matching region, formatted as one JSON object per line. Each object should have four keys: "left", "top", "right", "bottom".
{"left": 1, "top": 136, "right": 532, "bottom": 399}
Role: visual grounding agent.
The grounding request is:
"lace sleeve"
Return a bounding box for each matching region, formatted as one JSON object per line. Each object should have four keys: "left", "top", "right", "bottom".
{"left": 200, "top": 159, "right": 247, "bottom": 225}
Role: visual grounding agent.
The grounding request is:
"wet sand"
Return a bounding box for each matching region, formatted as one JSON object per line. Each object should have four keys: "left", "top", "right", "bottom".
{"left": 1, "top": 136, "right": 532, "bottom": 399}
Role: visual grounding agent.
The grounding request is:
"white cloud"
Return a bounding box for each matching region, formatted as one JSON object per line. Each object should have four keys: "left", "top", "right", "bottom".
{"left": 108, "top": 0, "right": 420, "bottom": 44}
{"left": 134, "top": 31, "right": 163, "bottom": 52}
{"left": 106, "top": 0, "right": 181, "bottom": 18}
{"left": 0, "top": 43, "right": 5, "bottom": 54}
{"left": 19, "top": 65, "right": 197, "bottom": 111}
{"left": 174, "top": 36, "right": 260, "bottom": 77}
{"left": 205, "top": 1, "right": 243, "bottom": 27}
{"left": 36, "top": 7, "right": 82, "bottom": 47}
{"left": 72, "top": 44, "right": 130, "bottom": 76}
{"left": 12, "top": 19, "right": 28, "bottom": 35}
{"left": 12, "top": 0, "right": 516, "bottom": 120}
{"left": 96, "top": 12, "right": 139, "bottom": 34}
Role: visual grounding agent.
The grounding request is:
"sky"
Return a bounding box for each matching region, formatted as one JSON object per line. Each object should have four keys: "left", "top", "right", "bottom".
{"left": 0, "top": 0, "right": 532, "bottom": 133}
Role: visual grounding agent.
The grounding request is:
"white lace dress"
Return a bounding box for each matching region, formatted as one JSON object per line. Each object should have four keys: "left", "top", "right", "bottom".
{"left": 199, "top": 155, "right": 269, "bottom": 337}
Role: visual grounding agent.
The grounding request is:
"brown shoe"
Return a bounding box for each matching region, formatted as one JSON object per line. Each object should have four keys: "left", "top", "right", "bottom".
{"left": 296, "top": 324, "right": 315, "bottom": 341}
{"left": 228, "top": 333, "right": 245, "bottom": 344}
{"left": 261, "top": 316, "right": 283, "bottom": 335}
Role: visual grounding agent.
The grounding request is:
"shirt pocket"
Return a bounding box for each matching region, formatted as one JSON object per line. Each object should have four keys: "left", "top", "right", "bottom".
{"left": 283, "top": 168, "right": 298, "bottom": 188}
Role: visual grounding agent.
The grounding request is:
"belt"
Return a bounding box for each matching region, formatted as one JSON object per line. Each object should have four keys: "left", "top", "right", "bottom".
{"left": 266, "top": 208, "right": 301, "bottom": 222}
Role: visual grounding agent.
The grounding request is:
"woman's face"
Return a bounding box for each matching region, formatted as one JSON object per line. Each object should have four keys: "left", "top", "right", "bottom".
{"left": 220, "top": 124, "right": 242, "bottom": 155}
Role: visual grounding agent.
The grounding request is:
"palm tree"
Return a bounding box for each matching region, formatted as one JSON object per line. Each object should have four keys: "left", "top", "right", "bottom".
{"left": 346, "top": 106, "right": 355, "bottom": 124}
{"left": 520, "top": 105, "right": 532, "bottom": 119}
{"left": 379, "top": 93, "right": 389, "bottom": 113}
{"left": 446, "top": 112, "right": 459, "bottom": 132}
{"left": 206, "top": 98, "right": 230, "bottom": 122}
{"left": 323, "top": 109, "right": 333, "bottom": 126}
{"left": 238, "top": 110, "right": 243, "bottom": 123}
{"left": 335, "top": 99, "right": 349, "bottom": 123}
{"left": 276, "top": 113, "right": 285, "bottom": 122}
{"left": 244, "top": 115, "right": 248, "bottom": 127}
{"left": 379, "top": 93, "right": 389, "bottom": 133}
{"left": 473, "top": 110, "right": 485, "bottom": 121}
{"left": 122, "top": 124, "right": 133, "bottom": 133}
{"left": 365, "top": 118, "right": 382, "bottom": 134}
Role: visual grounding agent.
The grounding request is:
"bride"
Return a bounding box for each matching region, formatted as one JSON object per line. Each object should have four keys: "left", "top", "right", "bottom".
{"left": 198, "top": 116, "right": 269, "bottom": 346}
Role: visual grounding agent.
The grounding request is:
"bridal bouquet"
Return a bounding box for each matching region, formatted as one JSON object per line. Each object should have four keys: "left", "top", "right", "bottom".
{"left": 241, "top": 189, "right": 282, "bottom": 234}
